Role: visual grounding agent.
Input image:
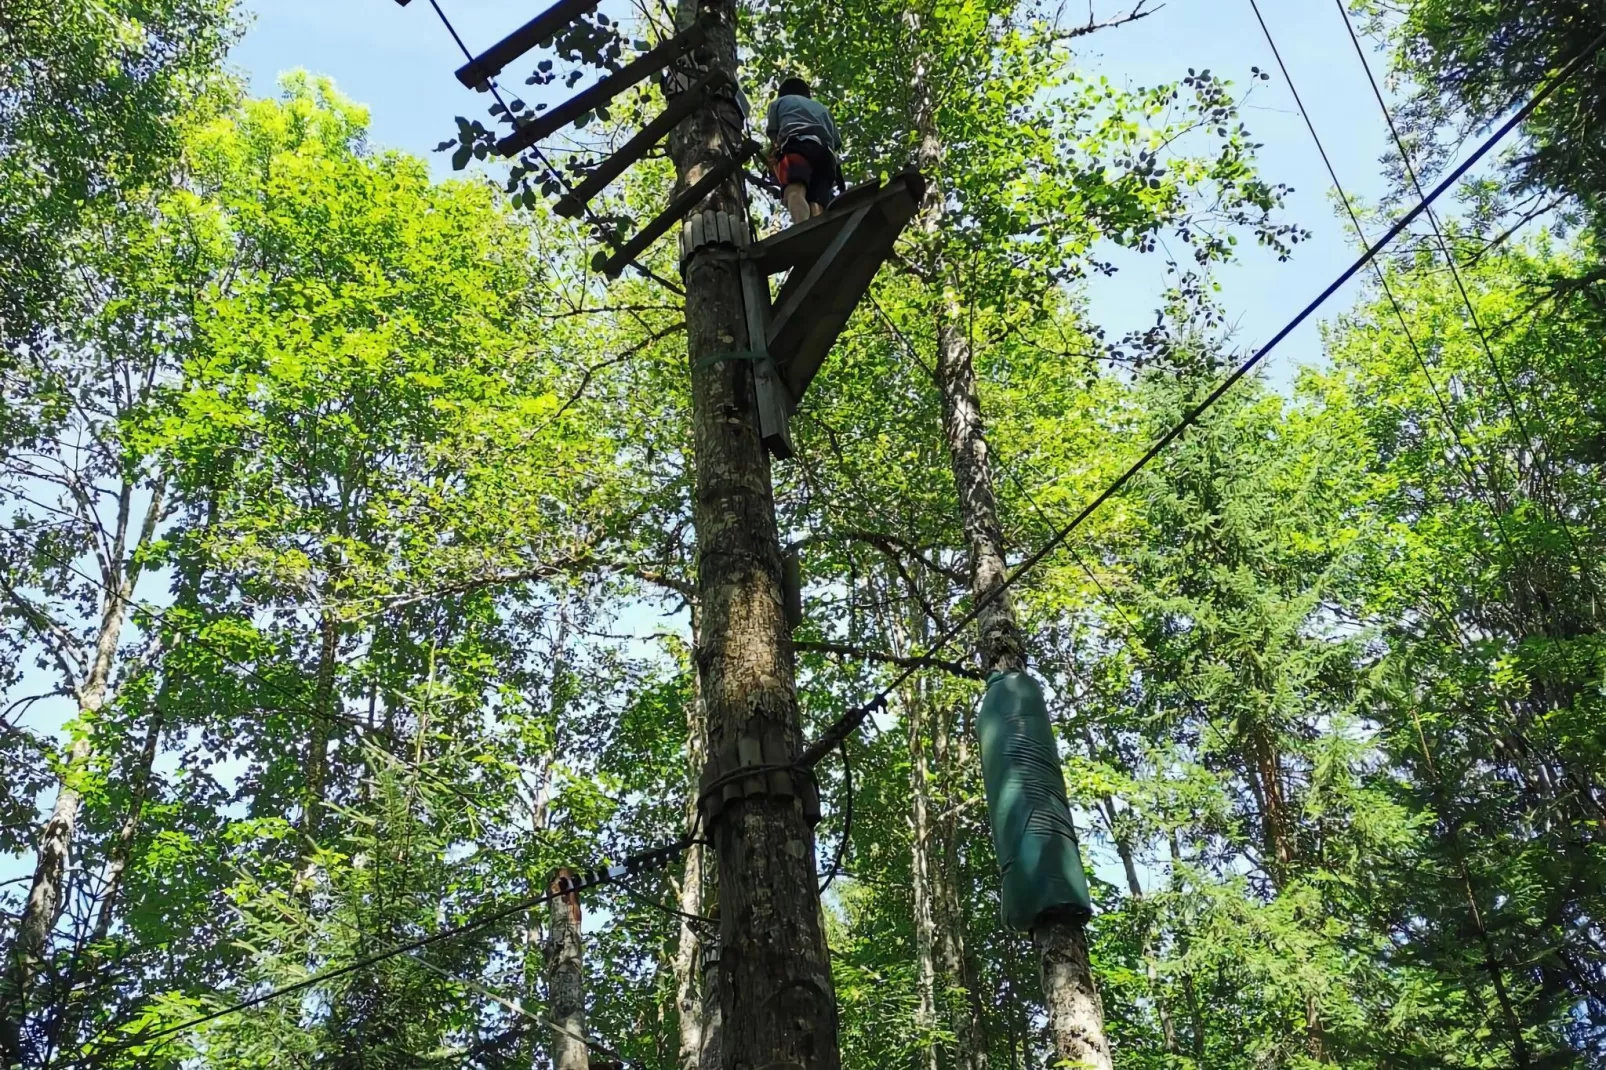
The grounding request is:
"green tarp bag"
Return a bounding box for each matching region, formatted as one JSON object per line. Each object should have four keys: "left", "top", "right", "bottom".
{"left": 977, "top": 670, "right": 1092, "bottom": 930}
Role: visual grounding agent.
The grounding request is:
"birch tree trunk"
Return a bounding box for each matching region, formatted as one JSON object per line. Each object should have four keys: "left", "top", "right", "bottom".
{"left": 0, "top": 478, "right": 164, "bottom": 1067}
{"left": 901, "top": 7, "right": 1112, "bottom": 1064}
{"left": 908, "top": 679, "right": 943, "bottom": 1070}
{"left": 547, "top": 870, "right": 589, "bottom": 1070}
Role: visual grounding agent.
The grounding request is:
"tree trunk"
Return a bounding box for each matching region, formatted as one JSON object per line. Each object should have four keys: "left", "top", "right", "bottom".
{"left": 1168, "top": 831, "right": 1206, "bottom": 1060}
{"left": 908, "top": 680, "right": 943, "bottom": 1070}
{"left": 547, "top": 870, "right": 589, "bottom": 1070}
{"left": 302, "top": 608, "right": 339, "bottom": 849}
{"left": 1088, "top": 734, "right": 1178, "bottom": 1059}
{"left": 669, "top": 3, "right": 839, "bottom": 1068}
{"left": 0, "top": 478, "right": 162, "bottom": 1066}
{"left": 699, "top": 937, "right": 724, "bottom": 1070}
{"left": 676, "top": 611, "right": 711, "bottom": 1070}
{"left": 933, "top": 702, "right": 987, "bottom": 1070}
{"left": 39, "top": 705, "right": 167, "bottom": 1060}
{"left": 896, "top": 6, "right": 1110, "bottom": 1064}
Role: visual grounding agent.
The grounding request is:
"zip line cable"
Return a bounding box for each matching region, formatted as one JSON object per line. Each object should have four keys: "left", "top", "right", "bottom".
{"left": 1250, "top": 4, "right": 1605, "bottom": 793}
{"left": 1242, "top": 0, "right": 1541, "bottom": 614}
{"left": 58, "top": 836, "right": 697, "bottom": 1068}
{"left": 798, "top": 24, "right": 1606, "bottom": 769}
{"left": 423, "top": 0, "right": 685, "bottom": 298}
{"left": 1329, "top": 0, "right": 1600, "bottom": 609}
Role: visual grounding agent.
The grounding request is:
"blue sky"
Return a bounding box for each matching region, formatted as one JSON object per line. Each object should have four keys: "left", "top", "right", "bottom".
{"left": 229, "top": 0, "right": 1416, "bottom": 382}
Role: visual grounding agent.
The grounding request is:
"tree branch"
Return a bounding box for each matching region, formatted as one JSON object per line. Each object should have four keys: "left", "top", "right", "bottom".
{"left": 1055, "top": 0, "right": 1160, "bottom": 40}
{"left": 0, "top": 575, "right": 87, "bottom": 685}
{"left": 794, "top": 640, "right": 986, "bottom": 681}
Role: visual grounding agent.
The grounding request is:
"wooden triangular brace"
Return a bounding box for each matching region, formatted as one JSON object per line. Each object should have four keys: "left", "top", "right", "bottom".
{"left": 741, "top": 168, "right": 925, "bottom": 457}
{"left": 496, "top": 19, "right": 711, "bottom": 157}
{"left": 455, "top": 0, "right": 600, "bottom": 89}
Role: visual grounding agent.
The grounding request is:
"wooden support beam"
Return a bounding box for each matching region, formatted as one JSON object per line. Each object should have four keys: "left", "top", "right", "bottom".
{"left": 597, "top": 141, "right": 758, "bottom": 278}
{"left": 554, "top": 68, "right": 727, "bottom": 218}
{"left": 740, "top": 257, "right": 793, "bottom": 459}
{"left": 496, "top": 21, "right": 709, "bottom": 158}
{"left": 454, "top": 0, "right": 599, "bottom": 89}
{"left": 748, "top": 169, "right": 924, "bottom": 407}
{"left": 765, "top": 204, "right": 876, "bottom": 399}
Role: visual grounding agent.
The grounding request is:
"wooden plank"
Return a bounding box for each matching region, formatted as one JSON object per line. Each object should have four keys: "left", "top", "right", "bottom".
{"left": 780, "top": 194, "right": 916, "bottom": 401}
{"left": 744, "top": 210, "right": 843, "bottom": 277}
{"left": 497, "top": 20, "right": 708, "bottom": 157}
{"left": 715, "top": 211, "right": 731, "bottom": 246}
{"left": 455, "top": 0, "right": 600, "bottom": 88}
{"left": 741, "top": 258, "right": 793, "bottom": 459}
{"left": 765, "top": 205, "right": 873, "bottom": 372}
{"left": 828, "top": 176, "right": 885, "bottom": 214}
{"left": 743, "top": 172, "right": 920, "bottom": 277}
{"left": 553, "top": 68, "right": 726, "bottom": 218}
{"left": 599, "top": 141, "right": 757, "bottom": 278}
{"left": 762, "top": 177, "right": 923, "bottom": 403}
{"left": 783, "top": 183, "right": 925, "bottom": 400}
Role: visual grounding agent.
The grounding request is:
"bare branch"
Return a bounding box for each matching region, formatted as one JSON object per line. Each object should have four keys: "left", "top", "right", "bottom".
{"left": 0, "top": 575, "right": 87, "bottom": 686}
{"left": 1055, "top": 0, "right": 1160, "bottom": 40}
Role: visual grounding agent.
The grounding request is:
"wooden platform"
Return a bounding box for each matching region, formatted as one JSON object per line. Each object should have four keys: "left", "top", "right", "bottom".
{"left": 740, "top": 169, "right": 926, "bottom": 458}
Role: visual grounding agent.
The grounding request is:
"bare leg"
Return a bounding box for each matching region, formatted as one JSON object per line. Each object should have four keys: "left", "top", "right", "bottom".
{"left": 810, "top": 202, "right": 824, "bottom": 217}
{"left": 783, "top": 183, "right": 810, "bottom": 226}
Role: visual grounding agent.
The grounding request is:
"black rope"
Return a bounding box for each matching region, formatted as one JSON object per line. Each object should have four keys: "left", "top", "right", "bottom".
{"left": 1328, "top": 0, "right": 1598, "bottom": 606}
{"left": 796, "top": 24, "right": 1606, "bottom": 770}
{"left": 58, "top": 835, "right": 696, "bottom": 1066}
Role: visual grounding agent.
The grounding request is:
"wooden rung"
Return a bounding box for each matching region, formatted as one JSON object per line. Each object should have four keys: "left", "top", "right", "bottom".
{"left": 497, "top": 20, "right": 710, "bottom": 158}
{"left": 455, "top": 0, "right": 600, "bottom": 89}
{"left": 554, "top": 68, "right": 727, "bottom": 218}
{"left": 600, "top": 142, "right": 757, "bottom": 278}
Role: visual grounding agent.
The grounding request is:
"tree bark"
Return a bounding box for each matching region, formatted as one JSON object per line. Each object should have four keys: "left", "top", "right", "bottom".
{"left": 699, "top": 937, "right": 724, "bottom": 1070}
{"left": 547, "top": 870, "right": 589, "bottom": 1070}
{"left": 1168, "top": 831, "right": 1207, "bottom": 1060}
{"left": 901, "top": 6, "right": 1110, "bottom": 1061}
{"left": 908, "top": 679, "right": 943, "bottom": 1070}
{"left": 676, "top": 611, "right": 711, "bottom": 1070}
{"left": 934, "top": 701, "right": 989, "bottom": 1070}
{"left": 302, "top": 608, "right": 339, "bottom": 849}
{"left": 0, "top": 478, "right": 163, "bottom": 1067}
{"left": 669, "top": 3, "right": 839, "bottom": 1068}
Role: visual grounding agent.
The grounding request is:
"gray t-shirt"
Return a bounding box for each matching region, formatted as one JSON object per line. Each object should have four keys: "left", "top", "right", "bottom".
{"left": 765, "top": 94, "right": 841, "bottom": 153}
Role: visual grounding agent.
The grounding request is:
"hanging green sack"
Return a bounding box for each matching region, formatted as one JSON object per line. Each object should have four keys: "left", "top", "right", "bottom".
{"left": 977, "top": 670, "right": 1092, "bottom": 930}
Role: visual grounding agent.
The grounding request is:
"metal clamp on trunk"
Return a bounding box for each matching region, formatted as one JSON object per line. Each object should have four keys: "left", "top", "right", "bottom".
{"left": 697, "top": 728, "right": 821, "bottom": 831}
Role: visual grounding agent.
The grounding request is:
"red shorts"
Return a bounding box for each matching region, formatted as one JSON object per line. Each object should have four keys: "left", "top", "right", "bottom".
{"left": 771, "top": 138, "right": 836, "bottom": 208}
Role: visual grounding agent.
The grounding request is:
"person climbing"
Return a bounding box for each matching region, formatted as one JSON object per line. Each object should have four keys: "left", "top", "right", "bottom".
{"left": 765, "top": 76, "right": 842, "bottom": 226}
